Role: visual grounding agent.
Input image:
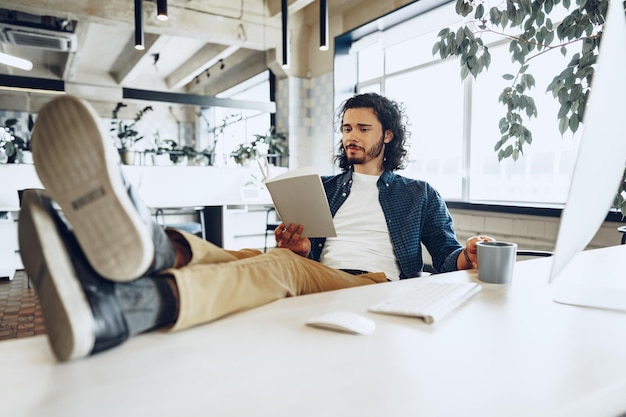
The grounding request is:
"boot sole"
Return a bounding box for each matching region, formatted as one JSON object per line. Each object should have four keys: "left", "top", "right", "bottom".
{"left": 18, "top": 195, "right": 96, "bottom": 362}
{"left": 31, "top": 96, "right": 154, "bottom": 282}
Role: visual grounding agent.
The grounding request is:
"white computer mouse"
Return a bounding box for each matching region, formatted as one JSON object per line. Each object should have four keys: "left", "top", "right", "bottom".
{"left": 306, "top": 311, "right": 376, "bottom": 335}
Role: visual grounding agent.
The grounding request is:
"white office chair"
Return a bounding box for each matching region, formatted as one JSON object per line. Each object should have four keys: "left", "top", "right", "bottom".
{"left": 618, "top": 226, "right": 626, "bottom": 245}
{"left": 516, "top": 250, "right": 553, "bottom": 261}
{"left": 424, "top": 249, "right": 553, "bottom": 274}
{"left": 154, "top": 207, "right": 206, "bottom": 240}
{"left": 264, "top": 207, "right": 280, "bottom": 252}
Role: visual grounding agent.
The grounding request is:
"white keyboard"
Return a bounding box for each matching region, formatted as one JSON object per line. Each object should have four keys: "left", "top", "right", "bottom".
{"left": 369, "top": 281, "right": 481, "bottom": 324}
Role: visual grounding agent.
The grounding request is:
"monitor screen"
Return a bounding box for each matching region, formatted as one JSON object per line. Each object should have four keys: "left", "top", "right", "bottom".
{"left": 549, "top": 0, "right": 626, "bottom": 283}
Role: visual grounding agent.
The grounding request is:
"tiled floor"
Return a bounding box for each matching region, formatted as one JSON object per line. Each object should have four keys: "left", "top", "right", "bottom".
{"left": 0, "top": 270, "right": 45, "bottom": 341}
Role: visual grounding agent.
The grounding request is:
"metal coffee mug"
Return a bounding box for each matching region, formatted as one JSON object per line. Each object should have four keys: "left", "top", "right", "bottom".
{"left": 477, "top": 241, "right": 517, "bottom": 284}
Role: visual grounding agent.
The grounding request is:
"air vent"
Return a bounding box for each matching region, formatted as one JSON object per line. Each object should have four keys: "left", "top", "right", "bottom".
{"left": 0, "top": 23, "right": 77, "bottom": 52}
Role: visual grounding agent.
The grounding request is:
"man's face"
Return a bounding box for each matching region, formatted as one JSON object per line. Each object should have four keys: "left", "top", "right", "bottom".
{"left": 341, "top": 107, "right": 392, "bottom": 170}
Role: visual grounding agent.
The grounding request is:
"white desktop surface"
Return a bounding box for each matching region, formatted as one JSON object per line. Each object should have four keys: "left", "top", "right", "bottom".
{"left": 2, "top": 245, "right": 626, "bottom": 417}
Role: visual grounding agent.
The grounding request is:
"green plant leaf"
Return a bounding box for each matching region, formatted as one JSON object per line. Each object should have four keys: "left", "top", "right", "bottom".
{"left": 460, "top": 64, "right": 470, "bottom": 80}
{"left": 432, "top": 41, "right": 441, "bottom": 56}
{"left": 475, "top": 3, "right": 485, "bottom": 18}
{"left": 489, "top": 7, "right": 500, "bottom": 24}
{"left": 455, "top": 0, "right": 473, "bottom": 17}
{"left": 558, "top": 116, "right": 569, "bottom": 135}
{"left": 569, "top": 114, "right": 580, "bottom": 132}
{"left": 498, "top": 117, "right": 509, "bottom": 134}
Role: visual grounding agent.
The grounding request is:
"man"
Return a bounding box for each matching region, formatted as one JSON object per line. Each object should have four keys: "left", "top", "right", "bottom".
{"left": 20, "top": 94, "right": 489, "bottom": 362}
{"left": 308, "top": 93, "right": 475, "bottom": 278}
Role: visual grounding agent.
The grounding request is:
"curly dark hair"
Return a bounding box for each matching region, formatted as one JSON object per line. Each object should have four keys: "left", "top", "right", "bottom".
{"left": 334, "top": 92, "right": 409, "bottom": 172}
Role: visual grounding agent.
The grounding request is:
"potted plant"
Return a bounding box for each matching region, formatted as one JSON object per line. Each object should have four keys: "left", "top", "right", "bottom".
{"left": 257, "top": 128, "right": 288, "bottom": 167}
{"left": 0, "top": 118, "right": 31, "bottom": 164}
{"left": 196, "top": 111, "right": 219, "bottom": 166}
{"left": 199, "top": 112, "right": 241, "bottom": 165}
{"left": 110, "top": 102, "right": 153, "bottom": 165}
{"left": 150, "top": 133, "right": 178, "bottom": 166}
{"left": 191, "top": 146, "right": 217, "bottom": 166}
{"left": 232, "top": 128, "right": 289, "bottom": 167}
{"left": 232, "top": 140, "right": 262, "bottom": 166}
{"left": 181, "top": 145, "right": 213, "bottom": 166}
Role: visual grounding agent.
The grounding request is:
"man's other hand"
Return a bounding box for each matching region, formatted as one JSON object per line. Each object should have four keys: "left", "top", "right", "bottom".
{"left": 274, "top": 223, "right": 311, "bottom": 257}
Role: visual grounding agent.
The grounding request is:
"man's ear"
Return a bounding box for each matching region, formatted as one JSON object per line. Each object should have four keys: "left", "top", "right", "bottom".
{"left": 384, "top": 130, "right": 393, "bottom": 143}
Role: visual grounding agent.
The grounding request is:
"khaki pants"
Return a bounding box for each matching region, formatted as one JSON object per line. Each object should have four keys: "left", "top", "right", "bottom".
{"left": 163, "top": 230, "right": 388, "bottom": 331}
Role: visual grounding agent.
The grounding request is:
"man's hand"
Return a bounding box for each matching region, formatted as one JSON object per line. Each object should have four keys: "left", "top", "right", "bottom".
{"left": 274, "top": 223, "right": 311, "bottom": 257}
{"left": 459, "top": 235, "right": 495, "bottom": 269}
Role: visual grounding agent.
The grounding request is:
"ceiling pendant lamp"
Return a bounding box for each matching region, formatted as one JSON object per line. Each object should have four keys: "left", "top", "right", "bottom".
{"left": 134, "top": 0, "right": 145, "bottom": 50}
{"left": 281, "top": 0, "right": 289, "bottom": 69}
{"left": 157, "top": 0, "right": 168, "bottom": 21}
{"left": 319, "top": 0, "right": 328, "bottom": 51}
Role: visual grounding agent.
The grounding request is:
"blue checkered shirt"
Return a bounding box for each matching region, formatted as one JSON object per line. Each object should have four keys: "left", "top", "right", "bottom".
{"left": 309, "top": 169, "right": 463, "bottom": 279}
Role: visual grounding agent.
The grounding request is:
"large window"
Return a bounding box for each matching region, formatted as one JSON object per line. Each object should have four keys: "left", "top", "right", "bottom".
{"left": 385, "top": 60, "right": 464, "bottom": 198}
{"left": 469, "top": 44, "right": 581, "bottom": 204}
{"left": 200, "top": 71, "right": 271, "bottom": 167}
{"left": 349, "top": 1, "right": 582, "bottom": 205}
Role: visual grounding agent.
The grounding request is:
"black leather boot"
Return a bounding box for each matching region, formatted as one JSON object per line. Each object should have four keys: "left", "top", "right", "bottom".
{"left": 19, "top": 189, "right": 131, "bottom": 362}
{"left": 31, "top": 95, "right": 175, "bottom": 282}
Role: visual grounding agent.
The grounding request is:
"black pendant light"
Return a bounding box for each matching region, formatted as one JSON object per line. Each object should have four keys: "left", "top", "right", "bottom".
{"left": 157, "top": 0, "right": 168, "bottom": 21}
{"left": 281, "top": 0, "right": 289, "bottom": 68}
{"left": 134, "top": 0, "right": 144, "bottom": 50}
{"left": 319, "top": 0, "right": 328, "bottom": 51}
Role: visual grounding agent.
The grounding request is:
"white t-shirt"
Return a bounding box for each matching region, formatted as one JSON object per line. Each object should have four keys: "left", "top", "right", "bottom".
{"left": 319, "top": 172, "right": 401, "bottom": 280}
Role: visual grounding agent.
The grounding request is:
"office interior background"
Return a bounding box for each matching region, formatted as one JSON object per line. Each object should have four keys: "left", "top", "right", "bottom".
{"left": 0, "top": 0, "right": 624, "bottom": 273}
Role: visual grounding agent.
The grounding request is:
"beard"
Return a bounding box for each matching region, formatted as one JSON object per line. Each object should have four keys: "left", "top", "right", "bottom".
{"left": 345, "top": 136, "right": 385, "bottom": 165}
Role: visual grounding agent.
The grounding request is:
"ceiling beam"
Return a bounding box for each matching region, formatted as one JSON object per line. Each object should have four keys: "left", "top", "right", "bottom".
{"left": 191, "top": 49, "right": 268, "bottom": 96}
{"left": 266, "top": 0, "right": 316, "bottom": 18}
{"left": 166, "top": 44, "right": 239, "bottom": 90}
{"left": 109, "top": 33, "right": 166, "bottom": 85}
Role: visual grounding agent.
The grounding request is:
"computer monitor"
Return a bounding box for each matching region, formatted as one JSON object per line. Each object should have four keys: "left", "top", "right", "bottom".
{"left": 550, "top": 0, "right": 626, "bottom": 310}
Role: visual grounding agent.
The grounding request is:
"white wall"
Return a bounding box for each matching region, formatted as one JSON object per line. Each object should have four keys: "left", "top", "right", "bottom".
{"left": 276, "top": 72, "right": 336, "bottom": 175}
{"left": 450, "top": 209, "right": 624, "bottom": 251}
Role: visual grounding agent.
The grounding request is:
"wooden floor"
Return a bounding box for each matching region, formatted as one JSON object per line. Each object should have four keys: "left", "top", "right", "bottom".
{"left": 0, "top": 270, "right": 45, "bottom": 341}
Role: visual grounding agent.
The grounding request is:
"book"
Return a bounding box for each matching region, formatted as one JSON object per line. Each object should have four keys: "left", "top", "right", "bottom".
{"left": 264, "top": 166, "right": 337, "bottom": 238}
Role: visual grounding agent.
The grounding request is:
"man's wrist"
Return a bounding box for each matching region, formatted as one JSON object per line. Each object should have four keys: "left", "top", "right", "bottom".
{"left": 463, "top": 248, "right": 472, "bottom": 266}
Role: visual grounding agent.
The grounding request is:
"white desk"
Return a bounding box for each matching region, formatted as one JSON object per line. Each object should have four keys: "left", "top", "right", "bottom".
{"left": 2, "top": 245, "right": 626, "bottom": 417}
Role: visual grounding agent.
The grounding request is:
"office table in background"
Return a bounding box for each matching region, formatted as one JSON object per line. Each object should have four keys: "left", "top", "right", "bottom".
{"left": 1, "top": 245, "right": 625, "bottom": 417}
